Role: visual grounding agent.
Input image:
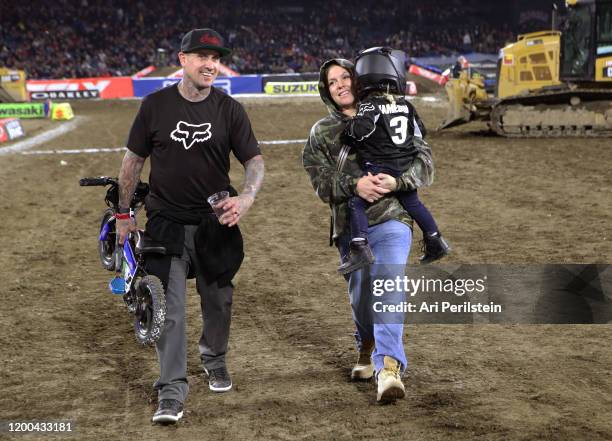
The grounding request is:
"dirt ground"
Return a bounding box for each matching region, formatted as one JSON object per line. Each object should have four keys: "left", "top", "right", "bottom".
{"left": 0, "top": 94, "right": 611, "bottom": 441}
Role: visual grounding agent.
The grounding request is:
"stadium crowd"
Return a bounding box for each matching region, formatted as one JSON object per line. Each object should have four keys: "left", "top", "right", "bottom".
{"left": 1, "top": 0, "right": 518, "bottom": 79}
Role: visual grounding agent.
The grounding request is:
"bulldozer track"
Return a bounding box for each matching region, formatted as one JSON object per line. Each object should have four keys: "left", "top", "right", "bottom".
{"left": 490, "top": 88, "right": 612, "bottom": 137}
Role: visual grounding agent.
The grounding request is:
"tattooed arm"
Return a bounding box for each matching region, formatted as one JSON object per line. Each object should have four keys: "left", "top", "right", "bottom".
{"left": 219, "top": 154, "right": 264, "bottom": 227}
{"left": 241, "top": 154, "right": 265, "bottom": 201}
{"left": 117, "top": 150, "right": 146, "bottom": 243}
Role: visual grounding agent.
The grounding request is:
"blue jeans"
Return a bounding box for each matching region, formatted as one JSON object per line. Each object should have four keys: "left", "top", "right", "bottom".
{"left": 338, "top": 220, "right": 411, "bottom": 373}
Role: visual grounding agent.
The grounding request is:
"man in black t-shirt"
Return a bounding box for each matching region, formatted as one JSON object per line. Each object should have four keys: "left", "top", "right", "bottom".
{"left": 116, "top": 28, "right": 264, "bottom": 424}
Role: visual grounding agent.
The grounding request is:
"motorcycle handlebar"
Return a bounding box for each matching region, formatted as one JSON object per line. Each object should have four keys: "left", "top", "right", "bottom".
{"left": 79, "top": 176, "right": 117, "bottom": 187}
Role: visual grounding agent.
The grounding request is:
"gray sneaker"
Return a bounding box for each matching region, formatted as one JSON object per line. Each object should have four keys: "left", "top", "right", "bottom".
{"left": 152, "top": 399, "right": 184, "bottom": 424}
{"left": 205, "top": 366, "right": 232, "bottom": 392}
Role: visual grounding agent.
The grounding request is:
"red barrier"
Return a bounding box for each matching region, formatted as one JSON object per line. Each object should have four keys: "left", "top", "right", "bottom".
{"left": 132, "top": 66, "right": 156, "bottom": 78}
{"left": 26, "top": 76, "right": 134, "bottom": 100}
{"left": 408, "top": 64, "right": 447, "bottom": 86}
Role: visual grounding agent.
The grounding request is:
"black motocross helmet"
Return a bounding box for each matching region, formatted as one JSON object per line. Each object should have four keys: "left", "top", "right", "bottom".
{"left": 354, "top": 47, "right": 407, "bottom": 98}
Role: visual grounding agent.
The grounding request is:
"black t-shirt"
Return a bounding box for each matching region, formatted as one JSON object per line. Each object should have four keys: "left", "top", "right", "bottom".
{"left": 127, "top": 84, "right": 260, "bottom": 212}
{"left": 344, "top": 94, "right": 426, "bottom": 174}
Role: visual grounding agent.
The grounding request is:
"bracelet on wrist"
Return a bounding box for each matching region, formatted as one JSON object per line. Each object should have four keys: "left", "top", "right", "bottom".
{"left": 117, "top": 206, "right": 131, "bottom": 214}
{"left": 115, "top": 212, "right": 131, "bottom": 220}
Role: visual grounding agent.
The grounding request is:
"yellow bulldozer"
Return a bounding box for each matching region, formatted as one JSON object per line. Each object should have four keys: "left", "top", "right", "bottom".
{"left": 440, "top": 0, "right": 612, "bottom": 137}
{"left": 0, "top": 68, "right": 27, "bottom": 102}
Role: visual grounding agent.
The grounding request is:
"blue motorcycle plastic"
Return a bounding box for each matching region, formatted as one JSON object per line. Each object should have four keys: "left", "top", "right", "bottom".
{"left": 79, "top": 176, "right": 166, "bottom": 345}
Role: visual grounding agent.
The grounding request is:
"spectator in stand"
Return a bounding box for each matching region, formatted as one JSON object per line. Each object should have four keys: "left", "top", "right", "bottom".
{"left": 0, "top": 0, "right": 517, "bottom": 78}
{"left": 462, "top": 31, "right": 473, "bottom": 52}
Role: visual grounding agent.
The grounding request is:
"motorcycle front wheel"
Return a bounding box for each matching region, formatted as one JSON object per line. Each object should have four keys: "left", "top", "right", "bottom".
{"left": 133, "top": 275, "right": 166, "bottom": 345}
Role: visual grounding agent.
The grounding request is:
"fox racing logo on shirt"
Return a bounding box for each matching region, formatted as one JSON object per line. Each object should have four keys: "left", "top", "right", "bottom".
{"left": 357, "top": 102, "right": 376, "bottom": 116}
{"left": 170, "top": 121, "right": 212, "bottom": 150}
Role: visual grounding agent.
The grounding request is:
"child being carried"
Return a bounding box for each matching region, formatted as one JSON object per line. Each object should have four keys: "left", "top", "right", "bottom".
{"left": 338, "top": 47, "right": 450, "bottom": 275}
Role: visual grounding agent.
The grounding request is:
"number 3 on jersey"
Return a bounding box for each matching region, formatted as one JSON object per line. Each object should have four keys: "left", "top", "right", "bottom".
{"left": 389, "top": 115, "right": 409, "bottom": 144}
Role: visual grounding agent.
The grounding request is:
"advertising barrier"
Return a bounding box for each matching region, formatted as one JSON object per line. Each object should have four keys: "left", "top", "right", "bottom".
{"left": 0, "top": 118, "right": 25, "bottom": 143}
{"left": 0, "top": 102, "right": 48, "bottom": 118}
{"left": 264, "top": 81, "right": 318, "bottom": 95}
{"left": 50, "top": 103, "right": 74, "bottom": 120}
{"left": 27, "top": 76, "right": 134, "bottom": 100}
{"left": 132, "top": 75, "right": 262, "bottom": 97}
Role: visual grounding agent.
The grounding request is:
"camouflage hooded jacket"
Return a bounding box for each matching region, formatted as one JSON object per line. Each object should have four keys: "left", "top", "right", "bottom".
{"left": 302, "top": 58, "right": 435, "bottom": 244}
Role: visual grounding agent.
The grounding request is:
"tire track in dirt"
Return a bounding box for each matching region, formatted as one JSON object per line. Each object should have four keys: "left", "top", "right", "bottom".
{"left": 2, "top": 99, "right": 611, "bottom": 440}
{"left": 0, "top": 116, "right": 87, "bottom": 156}
{"left": 0, "top": 104, "right": 158, "bottom": 440}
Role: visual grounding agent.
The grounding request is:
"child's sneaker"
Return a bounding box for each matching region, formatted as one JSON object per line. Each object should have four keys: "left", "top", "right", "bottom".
{"left": 338, "top": 239, "right": 375, "bottom": 275}
{"left": 419, "top": 232, "right": 450, "bottom": 264}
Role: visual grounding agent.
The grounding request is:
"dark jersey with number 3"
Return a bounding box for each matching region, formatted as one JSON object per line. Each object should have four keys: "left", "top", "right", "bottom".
{"left": 126, "top": 84, "right": 260, "bottom": 212}
{"left": 344, "top": 93, "right": 426, "bottom": 174}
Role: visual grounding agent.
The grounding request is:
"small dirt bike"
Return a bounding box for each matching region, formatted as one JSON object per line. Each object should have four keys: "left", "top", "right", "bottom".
{"left": 79, "top": 176, "right": 166, "bottom": 345}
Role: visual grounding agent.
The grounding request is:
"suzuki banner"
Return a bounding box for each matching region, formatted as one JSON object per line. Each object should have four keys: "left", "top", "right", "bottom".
{"left": 132, "top": 75, "right": 262, "bottom": 97}
{"left": 264, "top": 81, "right": 318, "bottom": 94}
{"left": 27, "top": 76, "right": 134, "bottom": 100}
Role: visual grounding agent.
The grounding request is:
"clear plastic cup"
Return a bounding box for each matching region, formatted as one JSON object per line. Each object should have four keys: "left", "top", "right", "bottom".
{"left": 207, "top": 191, "right": 230, "bottom": 220}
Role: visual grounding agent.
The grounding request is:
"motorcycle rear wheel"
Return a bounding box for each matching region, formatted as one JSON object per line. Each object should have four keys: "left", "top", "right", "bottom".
{"left": 98, "top": 208, "right": 116, "bottom": 271}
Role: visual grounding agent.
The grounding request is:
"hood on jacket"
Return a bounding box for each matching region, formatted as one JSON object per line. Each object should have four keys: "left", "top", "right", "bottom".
{"left": 318, "top": 58, "right": 356, "bottom": 114}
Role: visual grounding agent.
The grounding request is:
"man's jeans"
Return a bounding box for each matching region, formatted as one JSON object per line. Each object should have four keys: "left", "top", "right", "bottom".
{"left": 338, "top": 220, "right": 411, "bottom": 373}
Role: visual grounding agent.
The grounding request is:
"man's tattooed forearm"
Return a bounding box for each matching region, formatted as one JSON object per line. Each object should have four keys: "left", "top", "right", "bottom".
{"left": 242, "top": 155, "right": 264, "bottom": 199}
{"left": 118, "top": 150, "right": 146, "bottom": 208}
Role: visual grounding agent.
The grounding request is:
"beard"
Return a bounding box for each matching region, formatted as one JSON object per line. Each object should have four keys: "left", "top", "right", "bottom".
{"left": 185, "top": 69, "right": 217, "bottom": 90}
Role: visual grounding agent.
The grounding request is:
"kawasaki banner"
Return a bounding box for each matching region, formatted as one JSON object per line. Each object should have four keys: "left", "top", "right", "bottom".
{"left": 0, "top": 102, "right": 48, "bottom": 118}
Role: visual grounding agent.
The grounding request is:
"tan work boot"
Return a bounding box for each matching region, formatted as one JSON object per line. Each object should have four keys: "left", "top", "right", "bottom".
{"left": 376, "top": 356, "right": 405, "bottom": 403}
{"left": 351, "top": 340, "right": 375, "bottom": 381}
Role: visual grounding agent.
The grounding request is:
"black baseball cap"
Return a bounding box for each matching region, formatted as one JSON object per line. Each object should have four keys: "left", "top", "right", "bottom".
{"left": 180, "top": 28, "right": 231, "bottom": 57}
